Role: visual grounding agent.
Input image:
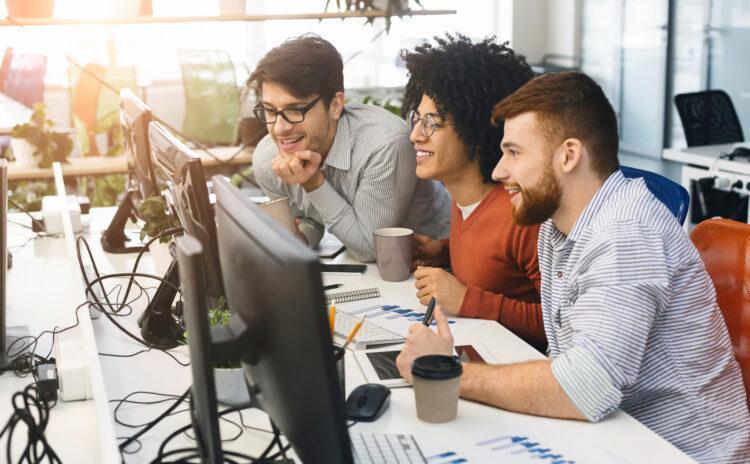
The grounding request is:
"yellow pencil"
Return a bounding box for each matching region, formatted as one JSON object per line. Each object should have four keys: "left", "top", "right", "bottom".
{"left": 340, "top": 319, "right": 364, "bottom": 351}
{"left": 328, "top": 303, "right": 336, "bottom": 334}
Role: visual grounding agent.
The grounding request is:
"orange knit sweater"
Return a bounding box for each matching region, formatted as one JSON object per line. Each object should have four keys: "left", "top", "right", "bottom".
{"left": 448, "top": 185, "right": 546, "bottom": 352}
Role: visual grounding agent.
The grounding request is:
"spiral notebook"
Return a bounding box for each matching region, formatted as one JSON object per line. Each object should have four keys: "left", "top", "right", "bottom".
{"left": 325, "top": 288, "right": 380, "bottom": 305}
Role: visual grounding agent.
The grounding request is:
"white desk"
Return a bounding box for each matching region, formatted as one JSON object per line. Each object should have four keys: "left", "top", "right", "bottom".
{"left": 0, "top": 215, "right": 118, "bottom": 463}
{"left": 663, "top": 142, "right": 750, "bottom": 175}
{"left": 663, "top": 143, "right": 750, "bottom": 230}
{"left": 0, "top": 208, "right": 694, "bottom": 463}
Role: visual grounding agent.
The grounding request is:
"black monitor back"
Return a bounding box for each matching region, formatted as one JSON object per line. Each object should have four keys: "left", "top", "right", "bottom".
{"left": 0, "top": 160, "right": 6, "bottom": 353}
{"left": 213, "top": 175, "right": 353, "bottom": 464}
{"left": 120, "top": 88, "right": 157, "bottom": 205}
{"left": 175, "top": 235, "right": 223, "bottom": 464}
{"left": 148, "top": 121, "right": 223, "bottom": 298}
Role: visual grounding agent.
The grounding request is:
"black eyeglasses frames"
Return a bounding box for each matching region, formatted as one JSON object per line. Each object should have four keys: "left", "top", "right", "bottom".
{"left": 253, "top": 96, "right": 322, "bottom": 124}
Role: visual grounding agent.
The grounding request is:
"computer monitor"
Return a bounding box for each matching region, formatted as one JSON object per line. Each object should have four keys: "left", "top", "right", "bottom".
{"left": 211, "top": 175, "right": 353, "bottom": 464}
{"left": 175, "top": 235, "right": 223, "bottom": 464}
{"left": 0, "top": 160, "right": 30, "bottom": 368}
{"left": 0, "top": 160, "right": 7, "bottom": 364}
{"left": 135, "top": 121, "right": 223, "bottom": 348}
{"left": 101, "top": 89, "right": 158, "bottom": 254}
{"left": 148, "top": 120, "right": 223, "bottom": 299}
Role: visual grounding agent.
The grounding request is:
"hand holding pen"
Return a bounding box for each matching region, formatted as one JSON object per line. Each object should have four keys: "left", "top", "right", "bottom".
{"left": 423, "top": 297, "right": 437, "bottom": 326}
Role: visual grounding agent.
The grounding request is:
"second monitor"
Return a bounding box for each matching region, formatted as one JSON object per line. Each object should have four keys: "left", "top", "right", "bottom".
{"left": 134, "top": 121, "right": 223, "bottom": 348}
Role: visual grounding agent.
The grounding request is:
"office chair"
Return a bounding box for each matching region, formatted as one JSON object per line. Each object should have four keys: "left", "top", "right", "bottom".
{"left": 70, "top": 63, "right": 137, "bottom": 156}
{"left": 690, "top": 218, "right": 750, "bottom": 409}
{"left": 674, "top": 90, "right": 745, "bottom": 147}
{"left": 70, "top": 63, "right": 106, "bottom": 156}
{"left": 621, "top": 165, "right": 690, "bottom": 225}
{"left": 177, "top": 49, "right": 240, "bottom": 146}
{"left": 2, "top": 50, "right": 48, "bottom": 108}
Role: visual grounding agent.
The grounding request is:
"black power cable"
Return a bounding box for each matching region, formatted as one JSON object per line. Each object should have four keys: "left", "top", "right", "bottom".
{"left": 74, "top": 234, "right": 191, "bottom": 367}
{"left": 7, "top": 198, "right": 46, "bottom": 233}
{"left": 0, "top": 383, "right": 61, "bottom": 463}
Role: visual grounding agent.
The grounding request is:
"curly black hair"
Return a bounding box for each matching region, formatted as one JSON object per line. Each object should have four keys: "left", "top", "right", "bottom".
{"left": 401, "top": 33, "right": 534, "bottom": 183}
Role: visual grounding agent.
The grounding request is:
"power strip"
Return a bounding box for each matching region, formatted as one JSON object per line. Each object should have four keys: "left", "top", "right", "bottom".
{"left": 54, "top": 331, "right": 92, "bottom": 401}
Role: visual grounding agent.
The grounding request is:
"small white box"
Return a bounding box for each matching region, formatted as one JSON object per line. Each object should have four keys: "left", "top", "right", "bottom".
{"left": 41, "top": 195, "right": 82, "bottom": 234}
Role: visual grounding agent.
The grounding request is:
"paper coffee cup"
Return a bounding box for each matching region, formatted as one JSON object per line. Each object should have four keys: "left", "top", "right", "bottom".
{"left": 373, "top": 227, "right": 413, "bottom": 282}
{"left": 258, "top": 197, "right": 295, "bottom": 235}
{"left": 411, "top": 355, "right": 462, "bottom": 423}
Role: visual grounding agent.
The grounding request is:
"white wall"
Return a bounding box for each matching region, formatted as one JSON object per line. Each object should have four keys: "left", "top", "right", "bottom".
{"left": 511, "top": 0, "right": 582, "bottom": 64}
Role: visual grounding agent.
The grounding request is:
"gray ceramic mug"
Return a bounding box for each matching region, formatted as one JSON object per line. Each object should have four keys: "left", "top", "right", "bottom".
{"left": 373, "top": 227, "right": 413, "bottom": 282}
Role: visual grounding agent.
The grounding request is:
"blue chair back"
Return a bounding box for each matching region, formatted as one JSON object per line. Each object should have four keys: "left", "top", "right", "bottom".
{"left": 621, "top": 165, "right": 690, "bottom": 225}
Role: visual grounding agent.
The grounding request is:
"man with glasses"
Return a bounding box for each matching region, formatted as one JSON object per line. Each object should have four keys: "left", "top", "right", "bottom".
{"left": 248, "top": 34, "right": 451, "bottom": 262}
{"left": 401, "top": 34, "right": 545, "bottom": 352}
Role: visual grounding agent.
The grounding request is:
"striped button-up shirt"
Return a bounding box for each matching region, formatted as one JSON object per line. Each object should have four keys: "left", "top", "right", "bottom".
{"left": 253, "top": 103, "right": 451, "bottom": 262}
{"left": 541, "top": 170, "right": 750, "bottom": 463}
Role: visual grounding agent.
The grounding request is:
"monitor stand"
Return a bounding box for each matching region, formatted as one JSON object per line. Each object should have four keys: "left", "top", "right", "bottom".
{"left": 101, "top": 190, "right": 147, "bottom": 254}
{"left": 0, "top": 325, "right": 32, "bottom": 370}
{"left": 137, "top": 258, "right": 183, "bottom": 349}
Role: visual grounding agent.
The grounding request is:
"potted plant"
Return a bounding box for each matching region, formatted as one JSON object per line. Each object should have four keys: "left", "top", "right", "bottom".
{"left": 10, "top": 103, "right": 73, "bottom": 168}
{"left": 184, "top": 298, "right": 249, "bottom": 406}
{"left": 324, "top": 0, "right": 422, "bottom": 31}
{"left": 136, "top": 195, "right": 180, "bottom": 276}
{"left": 218, "top": 0, "right": 245, "bottom": 15}
{"left": 208, "top": 300, "right": 249, "bottom": 406}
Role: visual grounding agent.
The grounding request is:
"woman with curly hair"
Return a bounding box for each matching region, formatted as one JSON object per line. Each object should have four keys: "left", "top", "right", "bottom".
{"left": 402, "top": 33, "right": 545, "bottom": 351}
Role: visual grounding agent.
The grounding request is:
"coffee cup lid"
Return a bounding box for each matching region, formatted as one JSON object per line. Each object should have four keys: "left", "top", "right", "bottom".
{"left": 411, "top": 355, "right": 463, "bottom": 380}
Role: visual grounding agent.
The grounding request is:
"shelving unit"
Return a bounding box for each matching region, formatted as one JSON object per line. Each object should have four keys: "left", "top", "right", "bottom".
{"left": 0, "top": 9, "right": 456, "bottom": 26}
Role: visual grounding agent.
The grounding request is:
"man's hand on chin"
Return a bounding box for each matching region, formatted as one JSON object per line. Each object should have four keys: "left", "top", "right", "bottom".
{"left": 396, "top": 307, "right": 454, "bottom": 383}
{"left": 271, "top": 150, "right": 325, "bottom": 191}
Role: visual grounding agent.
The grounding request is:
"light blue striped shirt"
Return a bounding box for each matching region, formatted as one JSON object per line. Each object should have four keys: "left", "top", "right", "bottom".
{"left": 541, "top": 170, "right": 750, "bottom": 463}
{"left": 253, "top": 103, "right": 451, "bottom": 262}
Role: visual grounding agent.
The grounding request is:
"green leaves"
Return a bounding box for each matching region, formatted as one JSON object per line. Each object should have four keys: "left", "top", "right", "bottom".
{"left": 137, "top": 195, "right": 180, "bottom": 243}
{"left": 207, "top": 297, "right": 230, "bottom": 327}
{"left": 91, "top": 174, "right": 127, "bottom": 207}
{"left": 10, "top": 103, "right": 73, "bottom": 168}
{"left": 362, "top": 95, "right": 402, "bottom": 116}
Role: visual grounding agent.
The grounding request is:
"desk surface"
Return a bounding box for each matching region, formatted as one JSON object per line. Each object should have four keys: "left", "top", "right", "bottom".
{"left": 0, "top": 207, "right": 694, "bottom": 463}
{"left": 7, "top": 145, "right": 253, "bottom": 181}
{"left": 0, "top": 92, "right": 32, "bottom": 135}
{"left": 663, "top": 142, "right": 750, "bottom": 175}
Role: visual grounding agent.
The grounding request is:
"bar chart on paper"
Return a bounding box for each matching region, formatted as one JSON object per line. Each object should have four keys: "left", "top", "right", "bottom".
{"left": 345, "top": 304, "right": 457, "bottom": 325}
{"left": 426, "top": 433, "right": 630, "bottom": 464}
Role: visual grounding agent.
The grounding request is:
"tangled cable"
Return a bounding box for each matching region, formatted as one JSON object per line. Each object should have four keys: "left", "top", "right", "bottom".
{"left": 0, "top": 384, "right": 61, "bottom": 464}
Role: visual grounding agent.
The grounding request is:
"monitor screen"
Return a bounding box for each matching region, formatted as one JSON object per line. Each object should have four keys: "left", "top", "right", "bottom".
{"left": 0, "top": 159, "right": 6, "bottom": 356}
{"left": 212, "top": 175, "right": 353, "bottom": 464}
{"left": 148, "top": 121, "right": 223, "bottom": 298}
{"left": 120, "top": 88, "right": 157, "bottom": 204}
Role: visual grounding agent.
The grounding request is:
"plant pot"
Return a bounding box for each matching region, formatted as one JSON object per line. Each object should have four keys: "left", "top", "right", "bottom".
{"left": 9, "top": 138, "right": 40, "bottom": 167}
{"left": 6, "top": 0, "right": 55, "bottom": 17}
{"left": 371, "top": 0, "right": 409, "bottom": 11}
{"left": 148, "top": 240, "right": 173, "bottom": 277}
{"left": 107, "top": 0, "right": 141, "bottom": 17}
{"left": 213, "top": 367, "right": 250, "bottom": 406}
{"left": 217, "top": 0, "right": 245, "bottom": 15}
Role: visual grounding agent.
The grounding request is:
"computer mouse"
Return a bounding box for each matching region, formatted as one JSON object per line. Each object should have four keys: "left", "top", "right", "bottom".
{"left": 730, "top": 146, "right": 750, "bottom": 160}
{"left": 345, "top": 383, "right": 391, "bottom": 422}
